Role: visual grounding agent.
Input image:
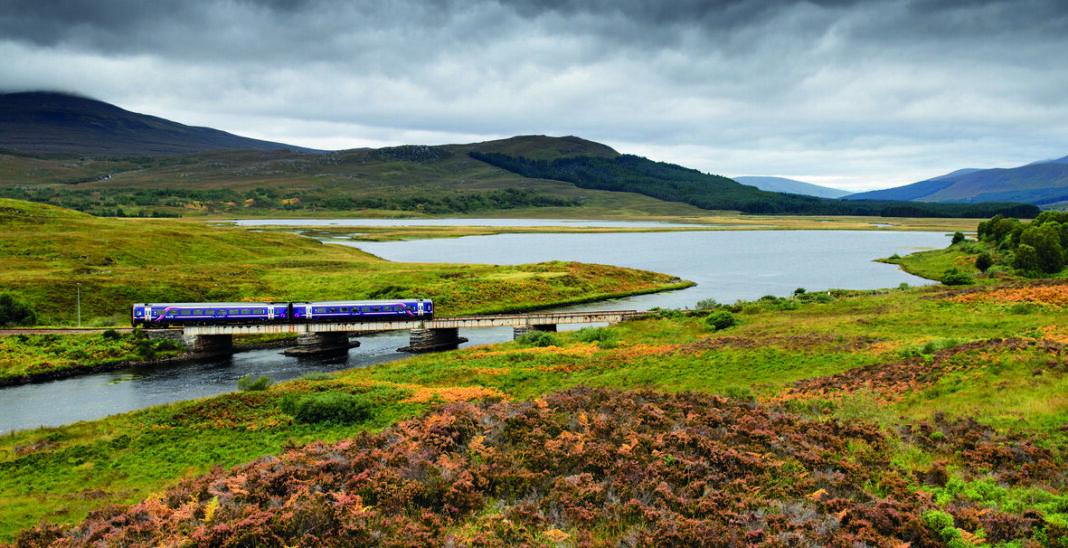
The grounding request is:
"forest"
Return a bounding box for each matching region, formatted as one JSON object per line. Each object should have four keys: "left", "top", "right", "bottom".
{"left": 469, "top": 151, "right": 1042, "bottom": 218}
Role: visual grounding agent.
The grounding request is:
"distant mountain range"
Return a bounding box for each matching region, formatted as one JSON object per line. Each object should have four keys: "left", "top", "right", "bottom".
{"left": 0, "top": 91, "right": 1041, "bottom": 219}
{"left": 0, "top": 91, "right": 317, "bottom": 156}
{"left": 733, "top": 176, "right": 850, "bottom": 199}
{"left": 843, "top": 158, "right": 1068, "bottom": 207}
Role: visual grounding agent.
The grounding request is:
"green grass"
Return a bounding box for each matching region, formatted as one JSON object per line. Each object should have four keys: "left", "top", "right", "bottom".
{"left": 3, "top": 280, "right": 1067, "bottom": 541}
{"left": 2, "top": 279, "right": 1067, "bottom": 540}
{"left": 0, "top": 199, "right": 687, "bottom": 323}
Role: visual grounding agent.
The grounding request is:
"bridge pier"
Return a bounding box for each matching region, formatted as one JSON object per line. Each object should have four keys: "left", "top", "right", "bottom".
{"left": 513, "top": 324, "right": 557, "bottom": 340}
{"left": 180, "top": 334, "right": 233, "bottom": 354}
{"left": 284, "top": 332, "right": 358, "bottom": 356}
{"left": 400, "top": 328, "right": 469, "bottom": 353}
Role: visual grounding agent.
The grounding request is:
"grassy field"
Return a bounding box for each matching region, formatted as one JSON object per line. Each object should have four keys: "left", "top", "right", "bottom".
{"left": 3, "top": 272, "right": 1068, "bottom": 543}
{"left": 0, "top": 198, "right": 687, "bottom": 382}
{"left": 5, "top": 200, "right": 1066, "bottom": 544}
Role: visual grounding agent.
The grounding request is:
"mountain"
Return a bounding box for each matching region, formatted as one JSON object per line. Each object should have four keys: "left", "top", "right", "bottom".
{"left": 843, "top": 158, "right": 1068, "bottom": 206}
{"left": 0, "top": 92, "right": 1041, "bottom": 219}
{"left": 0, "top": 91, "right": 318, "bottom": 156}
{"left": 733, "top": 176, "right": 850, "bottom": 199}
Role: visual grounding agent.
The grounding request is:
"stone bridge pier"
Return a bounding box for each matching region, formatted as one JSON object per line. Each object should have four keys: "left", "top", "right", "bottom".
{"left": 180, "top": 334, "right": 234, "bottom": 354}
{"left": 401, "top": 328, "right": 469, "bottom": 353}
{"left": 513, "top": 324, "right": 557, "bottom": 339}
{"left": 284, "top": 332, "right": 359, "bottom": 356}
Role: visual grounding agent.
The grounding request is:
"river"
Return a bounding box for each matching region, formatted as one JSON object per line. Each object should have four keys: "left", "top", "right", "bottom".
{"left": 1, "top": 223, "right": 949, "bottom": 434}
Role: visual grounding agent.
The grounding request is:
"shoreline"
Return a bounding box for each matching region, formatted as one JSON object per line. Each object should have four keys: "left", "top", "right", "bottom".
{"left": 0, "top": 338, "right": 294, "bottom": 388}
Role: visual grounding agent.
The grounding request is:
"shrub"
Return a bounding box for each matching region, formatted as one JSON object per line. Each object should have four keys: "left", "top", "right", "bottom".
{"left": 517, "top": 331, "right": 560, "bottom": 348}
{"left": 0, "top": 292, "right": 38, "bottom": 327}
{"left": 941, "top": 268, "right": 973, "bottom": 286}
{"left": 706, "top": 310, "right": 737, "bottom": 331}
{"left": 281, "top": 392, "right": 373, "bottom": 424}
{"left": 101, "top": 329, "right": 122, "bottom": 340}
{"left": 975, "top": 252, "right": 994, "bottom": 273}
{"left": 951, "top": 231, "right": 966, "bottom": 245}
{"left": 155, "top": 339, "right": 181, "bottom": 351}
{"left": 237, "top": 375, "right": 273, "bottom": 392}
{"left": 576, "top": 327, "right": 616, "bottom": 348}
{"left": 1012, "top": 244, "right": 1040, "bottom": 275}
{"left": 298, "top": 372, "right": 335, "bottom": 382}
{"left": 134, "top": 340, "right": 156, "bottom": 360}
{"left": 695, "top": 297, "right": 720, "bottom": 310}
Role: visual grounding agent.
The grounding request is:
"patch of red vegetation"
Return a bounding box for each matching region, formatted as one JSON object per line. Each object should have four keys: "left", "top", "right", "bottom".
{"left": 12, "top": 387, "right": 1058, "bottom": 547}
{"left": 784, "top": 338, "right": 1064, "bottom": 403}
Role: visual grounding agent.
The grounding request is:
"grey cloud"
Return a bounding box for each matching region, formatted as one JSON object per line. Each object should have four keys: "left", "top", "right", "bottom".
{"left": 1, "top": 0, "right": 1066, "bottom": 190}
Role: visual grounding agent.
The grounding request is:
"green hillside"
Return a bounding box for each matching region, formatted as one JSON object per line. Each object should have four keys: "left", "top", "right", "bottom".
{"left": 0, "top": 198, "right": 688, "bottom": 328}
{"left": 0, "top": 137, "right": 1040, "bottom": 219}
{"left": 0, "top": 136, "right": 715, "bottom": 218}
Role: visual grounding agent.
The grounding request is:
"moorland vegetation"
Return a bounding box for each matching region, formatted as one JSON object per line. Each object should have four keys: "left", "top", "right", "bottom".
{"left": 0, "top": 134, "right": 1042, "bottom": 220}
{"left": 2, "top": 208, "right": 1068, "bottom": 545}
{"left": 0, "top": 198, "right": 686, "bottom": 383}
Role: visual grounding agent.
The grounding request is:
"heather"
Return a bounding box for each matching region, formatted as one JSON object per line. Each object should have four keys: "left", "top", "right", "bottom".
{"left": 9, "top": 386, "right": 1045, "bottom": 547}
{"left": 4, "top": 279, "right": 1068, "bottom": 545}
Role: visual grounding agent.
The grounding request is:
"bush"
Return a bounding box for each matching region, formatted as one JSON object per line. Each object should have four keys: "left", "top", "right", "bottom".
{"left": 706, "top": 310, "right": 737, "bottom": 331}
{"left": 101, "top": 329, "right": 122, "bottom": 340}
{"left": 975, "top": 252, "right": 994, "bottom": 273}
{"left": 951, "top": 231, "right": 966, "bottom": 245}
{"left": 517, "top": 331, "right": 560, "bottom": 347}
{"left": 0, "top": 292, "right": 38, "bottom": 327}
{"left": 576, "top": 327, "right": 617, "bottom": 348}
{"left": 281, "top": 392, "right": 373, "bottom": 424}
{"left": 940, "top": 268, "right": 974, "bottom": 286}
{"left": 237, "top": 375, "right": 273, "bottom": 392}
{"left": 695, "top": 297, "right": 720, "bottom": 310}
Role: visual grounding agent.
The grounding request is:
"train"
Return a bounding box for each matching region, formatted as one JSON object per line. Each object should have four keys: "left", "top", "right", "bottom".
{"left": 131, "top": 299, "right": 433, "bottom": 328}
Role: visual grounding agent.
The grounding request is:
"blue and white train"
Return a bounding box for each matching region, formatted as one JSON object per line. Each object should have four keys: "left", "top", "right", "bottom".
{"left": 131, "top": 299, "right": 433, "bottom": 328}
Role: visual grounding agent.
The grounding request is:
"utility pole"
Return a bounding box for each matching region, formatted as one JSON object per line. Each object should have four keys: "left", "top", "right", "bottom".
{"left": 76, "top": 283, "right": 81, "bottom": 328}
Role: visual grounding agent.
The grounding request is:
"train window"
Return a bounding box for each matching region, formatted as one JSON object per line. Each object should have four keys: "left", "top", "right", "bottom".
{"left": 217, "top": 310, "right": 226, "bottom": 316}
{"left": 372, "top": 306, "right": 382, "bottom": 312}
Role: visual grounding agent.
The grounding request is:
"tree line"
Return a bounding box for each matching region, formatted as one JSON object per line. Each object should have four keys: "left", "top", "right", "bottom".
{"left": 976, "top": 211, "right": 1068, "bottom": 275}
{"left": 0, "top": 186, "right": 577, "bottom": 217}
{"left": 469, "top": 151, "right": 1041, "bottom": 219}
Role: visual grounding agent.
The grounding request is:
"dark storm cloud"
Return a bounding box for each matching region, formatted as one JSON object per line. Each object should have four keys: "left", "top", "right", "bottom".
{"left": 1, "top": 0, "right": 1066, "bottom": 190}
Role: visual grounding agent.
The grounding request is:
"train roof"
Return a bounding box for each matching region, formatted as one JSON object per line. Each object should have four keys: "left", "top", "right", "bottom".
{"left": 133, "top": 302, "right": 285, "bottom": 308}
{"left": 133, "top": 299, "right": 431, "bottom": 308}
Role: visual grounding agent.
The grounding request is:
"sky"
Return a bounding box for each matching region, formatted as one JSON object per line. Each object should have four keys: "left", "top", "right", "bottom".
{"left": 2, "top": 0, "right": 1067, "bottom": 192}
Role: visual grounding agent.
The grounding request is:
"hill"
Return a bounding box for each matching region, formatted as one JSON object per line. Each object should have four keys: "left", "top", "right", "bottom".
{"left": 0, "top": 91, "right": 317, "bottom": 156}
{"left": 0, "top": 92, "right": 1041, "bottom": 218}
{"left": 470, "top": 150, "right": 1039, "bottom": 218}
{"left": 733, "top": 175, "right": 850, "bottom": 198}
{"left": 844, "top": 157, "right": 1068, "bottom": 206}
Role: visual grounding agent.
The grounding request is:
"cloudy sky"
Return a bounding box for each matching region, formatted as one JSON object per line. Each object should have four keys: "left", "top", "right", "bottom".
{"left": 2, "top": 0, "right": 1067, "bottom": 191}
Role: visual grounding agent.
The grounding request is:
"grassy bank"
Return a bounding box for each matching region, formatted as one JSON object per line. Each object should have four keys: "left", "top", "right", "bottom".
{"left": 0, "top": 198, "right": 687, "bottom": 381}
{"left": 3, "top": 277, "right": 1067, "bottom": 544}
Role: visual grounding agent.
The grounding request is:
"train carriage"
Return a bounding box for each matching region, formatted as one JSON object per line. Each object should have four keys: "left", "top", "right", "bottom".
{"left": 132, "top": 299, "right": 433, "bottom": 328}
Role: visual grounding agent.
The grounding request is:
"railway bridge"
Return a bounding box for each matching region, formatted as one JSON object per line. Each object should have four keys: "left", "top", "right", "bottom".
{"left": 165, "top": 310, "right": 647, "bottom": 355}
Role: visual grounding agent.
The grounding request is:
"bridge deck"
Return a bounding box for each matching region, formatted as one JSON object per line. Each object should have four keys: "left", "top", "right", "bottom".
{"left": 180, "top": 310, "right": 646, "bottom": 336}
